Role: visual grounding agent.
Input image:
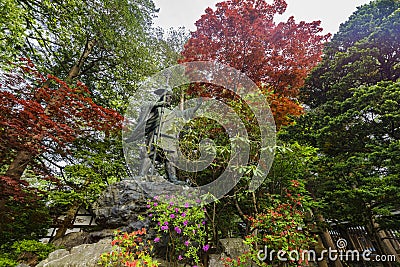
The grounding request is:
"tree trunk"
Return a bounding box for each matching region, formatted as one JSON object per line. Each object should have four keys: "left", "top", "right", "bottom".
{"left": 366, "top": 217, "right": 400, "bottom": 266}
{"left": 316, "top": 236, "right": 329, "bottom": 267}
{"left": 5, "top": 150, "right": 33, "bottom": 180}
{"left": 52, "top": 201, "right": 81, "bottom": 241}
{"left": 316, "top": 215, "right": 343, "bottom": 267}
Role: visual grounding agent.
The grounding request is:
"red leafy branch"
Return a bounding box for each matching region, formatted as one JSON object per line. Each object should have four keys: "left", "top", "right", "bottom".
{"left": 0, "top": 59, "right": 123, "bottom": 200}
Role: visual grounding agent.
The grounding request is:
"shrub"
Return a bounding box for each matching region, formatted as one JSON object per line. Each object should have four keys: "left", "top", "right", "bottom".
{"left": 0, "top": 239, "right": 56, "bottom": 267}
{"left": 99, "top": 228, "right": 159, "bottom": 267}
{"left": 147, "top": 194, "right": 209, "bottom": 266}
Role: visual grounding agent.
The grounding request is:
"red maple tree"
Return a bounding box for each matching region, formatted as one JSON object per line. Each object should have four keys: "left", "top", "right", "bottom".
{"left": 180, "top": 0, "right": 330, "bottom": 127}
{"left": 0, "top": 59, "right": 123, "bottom": 201}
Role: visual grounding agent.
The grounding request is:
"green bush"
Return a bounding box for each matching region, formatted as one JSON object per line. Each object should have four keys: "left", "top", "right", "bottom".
{"left": 0, "top": 239, "right": 56, "bottom": 267}
{"left": 0, "top": 254, "right": 18, "bottom": 267}
{"left": 0, "top": 195, "right": 52, "bottom": 246}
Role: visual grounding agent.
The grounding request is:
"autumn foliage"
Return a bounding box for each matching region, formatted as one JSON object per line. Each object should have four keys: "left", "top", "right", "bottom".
{"left": 180, "top": 0, "right": 330, "bottom": 127}
{"left": 0, "top": 59, "right": 123, "bottom": 200}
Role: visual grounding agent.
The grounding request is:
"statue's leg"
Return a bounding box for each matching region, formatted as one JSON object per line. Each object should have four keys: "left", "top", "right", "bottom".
{"left": 139, "top": 147, "right": 152, "bottom": 176}
{"left": 165, "top": 161, "right": 177, "bottom": 182}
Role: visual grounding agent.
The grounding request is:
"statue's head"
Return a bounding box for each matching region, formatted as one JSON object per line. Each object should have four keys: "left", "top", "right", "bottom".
{"left": 154, "top": 88, "right": 173, "bottom": 105}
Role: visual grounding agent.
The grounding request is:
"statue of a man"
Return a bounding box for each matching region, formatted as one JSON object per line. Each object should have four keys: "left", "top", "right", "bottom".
{"left": 127, "top": 89, "right": 201, "bottom": 185}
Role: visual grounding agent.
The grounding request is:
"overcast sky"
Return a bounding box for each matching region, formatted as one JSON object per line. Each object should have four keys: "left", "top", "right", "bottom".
{"left": 152, "top": 0, "right": 373, "bottom": 35}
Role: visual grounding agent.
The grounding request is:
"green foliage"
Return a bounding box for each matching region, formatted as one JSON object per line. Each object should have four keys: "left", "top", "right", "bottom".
{"left": 0, "top": 255, "right": 18, "bottom": 267}
{"left": 12, "top": 0, "right": 159, "bottom": 108}
{"left": 147, "top": 195, "right": 208, "bottom": 266}
{"left": 0, "top": 194, "right": 51, "bottom": 246}
{"left": 11, "top": 240, "right": 57, "bottom": 261}
{"left": 285, "top": 1, "right": 400, "bottom": 254}
{"left": 301, "top": 0, "right": 400, "bottom": 108}
{"left": 99, "top": 228, "right": 158, "bottom": 267}
{"left": 303, "top": 81, "right": 400, "bottom": 228}
{"left": 223, "top": 181, "right": 317, "bottom": 267}
{"left": 45, "top": 135, "right": 127, "bottom": 213}
{"left": 0, "top": 240, "right": 56, "bottom": 267}
{"left": 0, "top": 0, "right": 26, "bottom": 62}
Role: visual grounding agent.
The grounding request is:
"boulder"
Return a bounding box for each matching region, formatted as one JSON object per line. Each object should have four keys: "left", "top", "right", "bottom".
{"left": 51, "top": 232, "right": 89, "bottom": 250}
{"left": 51, "top": 229, "right": 116, "bottom": 250}
{"left": 219, "top": 238, "right": 249, "bottom": 259}
{"left": 92, "top": 177, "right": 193, "bottom": 229}
{"left": 36, "top": 239, "right": 112, "bottom": 267}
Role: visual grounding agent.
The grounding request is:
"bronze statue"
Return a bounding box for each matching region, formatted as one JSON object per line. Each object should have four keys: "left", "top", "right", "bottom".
{"left": 126, "top": 89, "right": 201, "bottom": 185}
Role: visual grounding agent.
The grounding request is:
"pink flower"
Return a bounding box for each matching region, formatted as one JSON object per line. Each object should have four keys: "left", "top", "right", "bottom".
{"left": 184, "top": 203, "right": 189, "bottom": 208}
{"left": 148, "top": 213, "right": 153, "bottom": 217}
{"left": 203, "top": 244, "right": 210, "bottom": 252}
{"left": 184, "top": 240, "right": 190, "bottom": 246}
{"left": 183, "top": 220, "right": 188, "bottom": 226}
{"left": 154, "top": 237, "right": 160, "bottom": 242}
{"left": 178, "top": 255, "right": 183, "bottom": 261}
{"left": 170, "top": 214, "right": 175, "bottom": 219}
{"left": 174, "top": 227, "right": 182, "bottom": 234}
{"left": 175, "top": 208, "right": 179, "bottom": 212}
{"left": 161, "top": 225, "right": 168, "bottom": 231}
{"left": 181, "top": 212, "right": 186, "bottom": 217}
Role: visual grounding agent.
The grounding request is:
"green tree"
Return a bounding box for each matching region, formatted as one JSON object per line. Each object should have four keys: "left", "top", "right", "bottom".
{"left": 301, "top": 0, "right": 400, "bottom": 108}
{"left": 284, "top": 0, "right": 400, "bottom": 263}
{"left": 1, "top": 0, "right": 162, "bottom": 241}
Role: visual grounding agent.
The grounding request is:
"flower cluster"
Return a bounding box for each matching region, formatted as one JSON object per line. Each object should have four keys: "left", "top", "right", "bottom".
{"left": 240, "top": 181, "right": 316, "bottom": 267}
{"left": 147, "top": 194, "right": 209, "bottom": 266}
{"left": 222, "top": 253, "right": 250, "bottom": 267}
{"left": 98, "top": 228, "right": 159, "bottom": 267}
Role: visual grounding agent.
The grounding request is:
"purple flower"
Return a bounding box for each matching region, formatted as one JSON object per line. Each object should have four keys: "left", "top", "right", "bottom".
{"left": 184, "top": 203, "right": 189, "bottom": 208}
{"left": 163, "top": 221, "right": 168, "bottom": 225}
{"left": 153, "top": 196, "right": 159, "bottom": 200}
{"left": 184, "top": 240, "right": 190, "bottom": 246}
{"left": 178, "top": 255, "right": 183, "bottom": 261}
{"left": 153, "top": 203, "right": 158, "bottom": 207}
{"left": 203, "top": 244, "right": 210, "bottom": 252}
{"left": 148, "top": 213, "right": 153, "bottom": 217}
{"left": 146, "top": 204, "right": 151, "bottom": 208}
{"left": 175, "top": 208, "right": 179, "bottom": 213}
{"left": 169, "top": 202, "right": 174, "bottom": 206}
{"left": 154, "top": 237, "right": 160, "bottom": 243}
{"left": 196, "top": 199, "right": 201, "bottom": 203}
{"left": 183, "top": 220, "right": 188, "bottom": 226}
{"left": 202, "top": 221, "right": 206, "bottom": 225}
{"left": 174, "top": 227, "right": 181, "bottom": 234}
{"left": 181, "top": 212, "right": 186, "bottom": 217}
{"left": 161, "top": 225, "right": 169, "bottom": 231}
{"left": 170, "top": 214, "right": 175, "bottom": 219}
